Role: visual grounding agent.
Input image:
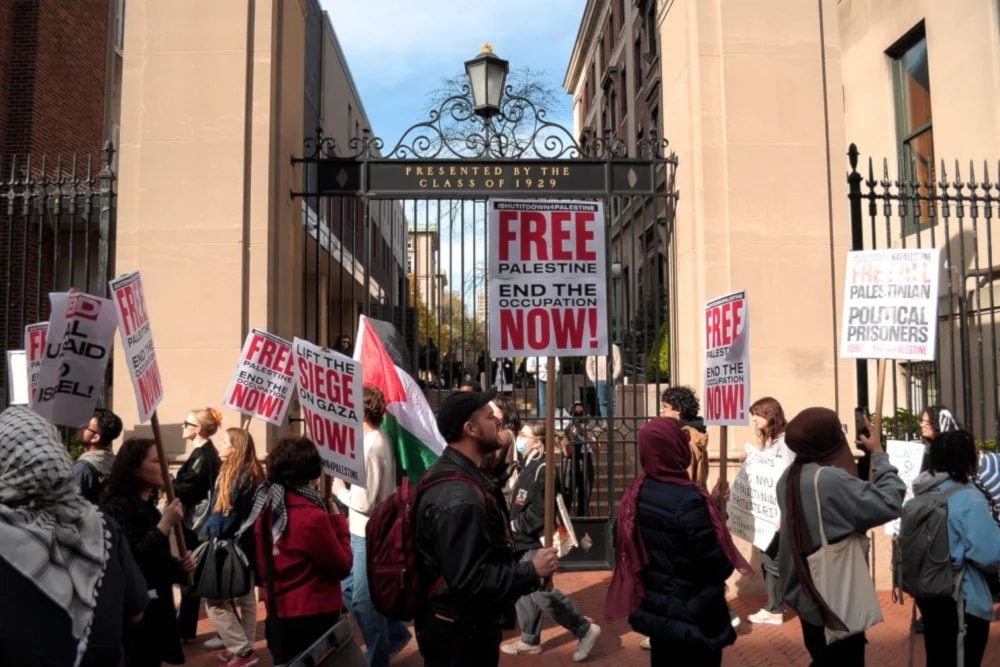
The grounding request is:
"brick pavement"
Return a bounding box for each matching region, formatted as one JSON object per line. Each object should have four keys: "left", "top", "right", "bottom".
{"left": 183, "top": 570, "right": 999, "bottom": 666}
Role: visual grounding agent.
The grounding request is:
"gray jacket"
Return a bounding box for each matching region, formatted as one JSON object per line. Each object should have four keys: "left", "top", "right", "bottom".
{"left": 775, "top": 452, "right": 905, "bottom": 625}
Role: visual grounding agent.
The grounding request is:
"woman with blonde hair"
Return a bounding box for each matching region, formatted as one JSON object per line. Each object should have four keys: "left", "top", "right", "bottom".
{"left": 173, "top": 407, "right": 223, "bottom": 644}
{"left": 202, "top": 428, "right": 266, "bottom": 667}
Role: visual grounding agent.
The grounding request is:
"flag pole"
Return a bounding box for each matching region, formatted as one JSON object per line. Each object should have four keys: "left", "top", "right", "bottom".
{"left": 542, "top": 357, "right": 557, "bottom": 588}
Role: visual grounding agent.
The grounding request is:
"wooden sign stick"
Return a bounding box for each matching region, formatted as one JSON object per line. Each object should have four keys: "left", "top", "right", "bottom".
{"left": 542, "top": 357, "right": 557, "bottom": 589}
{"left": 717, "top": 424, "right": 729, "bottom": 514}
{"left": 149, "top": 411, "right": 192, "bottom": 584}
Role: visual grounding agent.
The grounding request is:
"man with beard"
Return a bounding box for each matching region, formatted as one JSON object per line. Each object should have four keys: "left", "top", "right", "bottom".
{"left": 413, "top": 388, "right": 560, "bottom": 667}
{"left": 73, "top": 408, "right": 124, "bottom": 505}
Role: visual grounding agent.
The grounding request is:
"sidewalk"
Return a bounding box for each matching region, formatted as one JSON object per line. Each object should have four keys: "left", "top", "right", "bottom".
{"left": 184, "top": 570, "right": 1000, "bottom": 666}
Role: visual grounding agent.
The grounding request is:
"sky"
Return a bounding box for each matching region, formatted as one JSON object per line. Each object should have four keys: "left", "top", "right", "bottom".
{"left": 322, "top": 0, "right": 583, "bottom": 149}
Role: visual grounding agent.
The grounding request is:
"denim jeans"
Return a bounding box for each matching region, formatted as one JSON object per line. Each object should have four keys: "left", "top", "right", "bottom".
{"left": 595, "top": 381, "right": 611, "bottom": 419}
{"left": 537, "top": 380, "right": 547, "bottom": 417}
{"left": 343, "top": 534, "right": 412, "bottom": 667}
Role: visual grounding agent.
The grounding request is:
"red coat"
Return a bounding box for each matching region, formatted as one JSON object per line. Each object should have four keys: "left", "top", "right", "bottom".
{"left": 255, "top": 491, "right": 353, "bottom": 618}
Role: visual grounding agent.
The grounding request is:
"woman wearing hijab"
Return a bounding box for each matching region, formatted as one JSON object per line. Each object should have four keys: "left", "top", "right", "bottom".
{"left": 776, "top": 407, "right": 906, "bottom": 665}
{"left": 0, "top": 406, "right": 148, "bottom": 667}
{"left": 606, "top": 418, "right": 753, "bottom": 666}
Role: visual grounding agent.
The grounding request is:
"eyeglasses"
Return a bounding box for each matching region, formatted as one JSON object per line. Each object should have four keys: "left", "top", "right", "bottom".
{"left": 920, "top": 419, "right": 933, "bottom": 426}
{"left": 84, "top": 427, "right": 101, "bottom": 438}
{"left": 182, "top": 421, "right": 198, "bottom": 429}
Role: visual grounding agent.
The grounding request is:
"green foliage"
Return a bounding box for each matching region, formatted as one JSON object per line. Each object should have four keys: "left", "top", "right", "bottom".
{"left": 977, "top": 439, "right": 998, "bottom": 453}
{"left": 646, "top": 322, "right": 671, "bottom": 383}
{"left": 880, "top": 408, "right": 921, "bottom": 440}
{"left": 623, "top": 294, "right": 666, "bottom": 380}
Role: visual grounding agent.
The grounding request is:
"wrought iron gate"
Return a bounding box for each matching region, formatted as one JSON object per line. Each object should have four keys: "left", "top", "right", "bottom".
{"left": 0, "top": 143, "right": 117, "bottom": 407}
{"left": 848, "top": 143, "right": 1000, "bottom": 447}
{"left": 293, "top": 89, "right": 678, "bottom": 568}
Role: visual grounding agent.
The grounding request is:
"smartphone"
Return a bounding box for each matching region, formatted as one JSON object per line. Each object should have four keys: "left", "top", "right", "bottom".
{"left": 854, "top": 406, "right": 871, "bottom": 445}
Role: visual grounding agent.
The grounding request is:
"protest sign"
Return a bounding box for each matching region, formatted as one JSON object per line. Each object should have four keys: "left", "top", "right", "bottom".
{"left": 726, "top": 446, "right": 782, "bottom": 550}
{"left": 884, "top": 439, "right": 926, "bottom": 536}
{"left": 488, "top": 199, "right": 608, "bottom": 357}
{"left": 25, "top": 322, "right": 47, "bottom": 402}
{"left": 34, "top": 292, "right": 118, "bottom": 427}
{"left": 704, "top": 290, "right": 750, "bottom": 425}
{"left": 6, "top": 350, "right": 27, "bottom": 405}
{"left": 109, "top": 271, "right": 163, "bottom": 423}
{"left": 224, "top": 328, "right": 295, "bottom": 426}
{"left": 840, "top": 249, "right": 941, "bottom": 360}
{"left": 293, "top": 338, "right": 365, "bottom": 485}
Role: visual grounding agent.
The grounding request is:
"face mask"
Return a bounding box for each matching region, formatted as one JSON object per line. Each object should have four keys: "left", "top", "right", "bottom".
{"left": 515, "top": 436, "right": 531, "bottom": 455}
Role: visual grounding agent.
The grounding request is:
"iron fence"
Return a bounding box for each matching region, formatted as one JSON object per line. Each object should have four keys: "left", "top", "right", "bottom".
{"left": 848, "top": 143, "right": 1000, "bottom": 444}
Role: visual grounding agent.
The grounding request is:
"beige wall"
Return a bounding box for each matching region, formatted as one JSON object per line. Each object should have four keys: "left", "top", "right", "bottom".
{"left": 660, "top": 0, "right": 856, "bottom": 453}
{"left": 115, "top": 0, "right": 305, "bottom": 458}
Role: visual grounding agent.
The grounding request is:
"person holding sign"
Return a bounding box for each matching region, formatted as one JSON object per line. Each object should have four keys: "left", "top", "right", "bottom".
{"left": 606, "top": 418, "right": 752, "bottom": 666}
{"left": 743, "top": 397, "right": 793, "bottom": 626}
{"left": 102, "top": 438, "right": 198, "bottom": 667}
{"left": 502, "top": 420, "right": 602, "bottom": 661}
{"left": 72, "top": 408, "right": 124, "bottom": 505}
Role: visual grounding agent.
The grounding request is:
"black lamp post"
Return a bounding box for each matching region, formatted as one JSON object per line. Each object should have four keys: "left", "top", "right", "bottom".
{"left": 464, "top": 43, "right": 509, "bottom": 119}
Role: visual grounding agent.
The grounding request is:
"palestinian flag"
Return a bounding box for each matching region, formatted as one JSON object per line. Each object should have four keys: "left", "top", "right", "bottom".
{"left": 354, "top": 315, "right": 447, "bottom": 481}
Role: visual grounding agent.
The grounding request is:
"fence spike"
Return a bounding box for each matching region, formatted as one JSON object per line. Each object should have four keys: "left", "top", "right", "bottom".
{"left": 848, "top": 143, "right": 859, "bottom": 171}
{"left": 866, "top": 156, "right": 876, "bottom": 186}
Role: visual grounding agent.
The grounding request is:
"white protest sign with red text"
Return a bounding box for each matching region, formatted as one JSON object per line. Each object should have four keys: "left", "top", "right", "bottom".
{"left": 840, "top": 249, "right": 941, "bottom": 361}
{"left": 488, "top": 199, "right": 608, "bottom": 357}
{"left": 224, "top": 328, "right": 295, "bottom": 426}
{"left": 109, "top": 271, "right": 163, "bottom": 423}
{"left": 704, "top": 290, "right": 751, "bottom": 426}
{"left": 34, "top": 292, "right": 118, "bottom": 427}
{"left": 25, "top": 321, "right": 48, "bottom": 402}
{"left": 292, "top": 338, "right": 365, "bottom": 486}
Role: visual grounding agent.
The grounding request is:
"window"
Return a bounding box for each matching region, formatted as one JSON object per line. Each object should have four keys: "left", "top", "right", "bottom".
{"left": 646, "top": 4, "right": 658, "bottom": 56}
{"left": 890, "top": 30, "right": 934, "bottom": 227}
{"left": 114, "top": 0, "right": 126, "bottom": 52}
{"left": 634, "top": 38, "right": 642, "bottom": 84}
{"left": 620, "top": 69, "right": 628, "bottom": 120}
{"left": 617, "top": 0, "right": 625, "bottom": 33}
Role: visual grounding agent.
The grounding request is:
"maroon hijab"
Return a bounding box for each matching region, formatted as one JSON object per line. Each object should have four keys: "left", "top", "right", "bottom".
{"left": 605, "top": 418, "right": 752, "bottom": 620}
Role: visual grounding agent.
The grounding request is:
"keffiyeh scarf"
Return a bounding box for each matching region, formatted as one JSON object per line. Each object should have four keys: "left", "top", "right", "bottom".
{"left": 0, "top": 407, "right": 109, "bottom": 666}
{"left": 239, "top": 480, "right": 325, "bottom": 554}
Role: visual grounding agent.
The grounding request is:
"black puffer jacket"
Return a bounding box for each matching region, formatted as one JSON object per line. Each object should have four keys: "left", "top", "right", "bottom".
{"left": 629, "top": 477, "right": 737, "bottom": 651}
{"left": 414, "top": 447, "right": 539, "bottom": 622}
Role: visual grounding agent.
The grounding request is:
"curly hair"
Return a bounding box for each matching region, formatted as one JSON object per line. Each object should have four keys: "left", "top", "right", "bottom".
{"left": 922, "top": 404, "right": 960, "bottom": 439}
{"left": 749, "top": 396, "right": 788, "bottom": 445}
{"left": 929, "top": 429, "right": 978, "bottom": 483}
{"left": 363, "top": 385, "right": 386, "bottom": 427}
{"left": 266, "top": 437, "right": 322, "bottom": 487}
{"left": 93, "top": 408, "right": 123, "bottom": 448}
{"left": 102, "top": 438, "right": 157, "bottom": 504}
{"left": 660, "top": 386, "right": 700, "bottom": 421}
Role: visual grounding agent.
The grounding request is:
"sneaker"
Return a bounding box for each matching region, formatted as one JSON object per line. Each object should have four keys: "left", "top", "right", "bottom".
{"left": 500, "top": 639, "right": 542, "bottom": 655}
{"left": 205, "top": 636, "right": 225, "bottom": 650}
{"left": 572, "top": 623, "right": 601, "bottom": 662}
{"left": 226, "top": 651, "right": 259, "bottom": 667}
{"left": 639, "top": 636, "right": 651, "bottom": 650}
{"left": 218, "top": 651, "right": 234, "bottom": 663}
{"left": 747, "top": 609, "right": 783, "bottom": 625}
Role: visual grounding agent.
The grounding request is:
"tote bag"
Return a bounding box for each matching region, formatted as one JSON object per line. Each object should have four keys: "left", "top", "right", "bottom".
{"left": 806, "top": 467, "right": 884, "bottom": 644}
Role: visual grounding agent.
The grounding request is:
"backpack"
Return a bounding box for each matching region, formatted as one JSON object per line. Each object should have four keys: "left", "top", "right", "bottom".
{"left": 365, "top": 470, "right": 487, "bottom": 621}
{"left": 898, "top": 481, "right": 968, "bottom": 599}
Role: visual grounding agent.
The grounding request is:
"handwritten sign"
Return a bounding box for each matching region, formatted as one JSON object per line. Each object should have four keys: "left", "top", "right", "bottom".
{"left": 840, "top": 249, "right": 941, "bottom": 360}
{"left": 488, "top": 199, "right": 608, "bottom": 357}
{"left": 33, "top": 292, "right": 118, "bottom": 427}
{"left": 884, "top": 439, "right": 926, "bottom": 536}
{"left": 224, "top": 329, "right": 295, "bottom": 426}
{"left": 704, "top": 290, "right": 750, "bottom": 425}
{"left": 109, "top": 271, "right": 163, "bottom": 423}
{"left": 292, "top": 338, "right": 365, "bottom": 485}
{"left": 25, "top": 321, "right": 47, "bottom": 402}
{"left": 727, "top": 446, "right": 781, "bottom": 550}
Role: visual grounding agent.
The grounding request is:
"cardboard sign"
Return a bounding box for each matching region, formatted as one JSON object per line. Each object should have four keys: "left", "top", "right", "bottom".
{"left": 109, "top": 271, "right": 163, "bottom": 423}
{"left": 704, "top": 290, "right": 750, "bottom": 425}
{"left": 488, "top": 199, "right": 608, "bottom": 356}
{"left": 224, "top": 328, "right": 295, "bottom": 426}
{"left": 6, "top": 350, "right": 28, "bottom": 405}
{"left": 25, "top": 322, "right": 47, "bottom": 402}
{"left": 884, "top": 439, "right": 926, "bottom": 536}
{"left": 33, "top": 292, "right": 118, "bottom": 427}
{"left": 840, "top": 249, "right": 941, "bottom": 360}
{"left": 726, "top": 446, "right": 782, "bottom": 550}
{"left": 292, "top": 338, "right": 365, "bottom": 486}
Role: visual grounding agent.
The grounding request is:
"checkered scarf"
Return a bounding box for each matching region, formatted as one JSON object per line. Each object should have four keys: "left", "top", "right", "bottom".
{"left": 238, "top": 480, "right": 325, "bottom": 554}
{"left": 0, "top": 407, "right": 109, "bottom": 664}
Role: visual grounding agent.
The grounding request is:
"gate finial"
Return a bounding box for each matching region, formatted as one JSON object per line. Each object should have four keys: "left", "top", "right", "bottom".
{"left": 480, "top": 42, "right": 494, "bottom": 54}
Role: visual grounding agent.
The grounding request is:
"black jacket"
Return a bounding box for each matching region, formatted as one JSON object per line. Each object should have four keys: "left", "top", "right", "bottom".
{"left": 628, "top": 477, "right": 737, "bottom": 651}
{"left": 509, "top": 455, "right": 557, "bottom": 554}
{"left": 414, "top": 447, "right": 539, "bottom": 622}
{"left": 173, "top": 441, "right": 221, "bottom": 534}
